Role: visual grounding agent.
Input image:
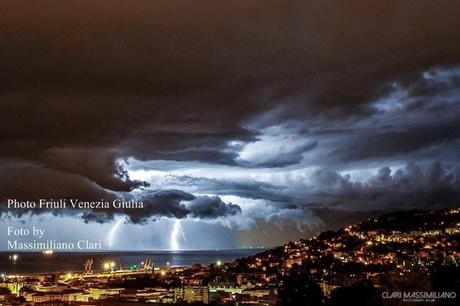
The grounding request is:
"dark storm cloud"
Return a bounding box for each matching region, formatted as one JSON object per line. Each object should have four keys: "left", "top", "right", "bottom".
{"left": 2, "top": 1, "right": 460, "bottom": 159}
{"left": 81, "top": 190, "right": 242, "bottom": 224}
{"left": 163, "top": 162, "right": 460, "bottom": 222}
{"left": 0, "top": 161, "right": 118, "bottom": 220}
{"left": 335, "top": 119, "right": 460, "bottom": 163}
{"left": 301, "top": 163, "right": 460, "bottom": 211}
{"left": 187, "top": 196, "right": 241, "bottom": 219}
{"left": 0, "top": 162, "right": 241, "bottom": 223}
{"left": 129, "top": 190, "right": 241, "bottom": 224}
{"left": 1, "top": 1, "right": 460, "bottom": 225}
{"left": 0, "top": 162, "right": 118, "bottom": 204}
{"left": 38, "top": 148, "right": 149, "bottom": 191}
{"left": 0, "top": 163, "right": 241, "bottom": 223}
{"left": 166, "top": 175, "right": 290, "bottom": 202}
{"left": 324, "top": 70, "right": 460, "bottom": 166}
{"left": 314, "top": 162, "right": 460, "bottom": 210}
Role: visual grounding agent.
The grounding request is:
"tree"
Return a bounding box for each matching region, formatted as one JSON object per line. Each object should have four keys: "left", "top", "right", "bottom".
{"left": 430, "top": 262, "right": 460, "bottom": 306}
{"left": 278, "top": 265, "right": 324, "bottom": 306}
{"left": 328, "top": 280, "right": 382, "bottom": 306}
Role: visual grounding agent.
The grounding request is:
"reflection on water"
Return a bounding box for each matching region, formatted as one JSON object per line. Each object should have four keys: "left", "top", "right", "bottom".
{"left": 0, "top": 249, "right": 264, "bottom": 274}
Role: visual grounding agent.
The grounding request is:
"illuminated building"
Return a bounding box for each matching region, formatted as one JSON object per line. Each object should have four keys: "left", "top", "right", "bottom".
{"left": 174, "top": 286, "right": 210, "bottom": 304}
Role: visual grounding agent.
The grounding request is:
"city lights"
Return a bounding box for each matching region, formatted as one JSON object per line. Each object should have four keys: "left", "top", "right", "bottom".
{"left": 0, "top": 208, "right": 458, "bottom": 305}
{"left": 3, "top": 2, "right": 459, "bottom": 305}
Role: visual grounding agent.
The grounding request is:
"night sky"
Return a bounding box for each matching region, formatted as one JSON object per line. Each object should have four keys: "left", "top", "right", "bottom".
{"left": 1, "top": 1, "right": 460, "bottom": 250}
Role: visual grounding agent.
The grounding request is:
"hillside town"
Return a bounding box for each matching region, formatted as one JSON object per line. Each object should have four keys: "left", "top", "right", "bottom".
{"left": 0, "top": 208, "right": 459, "bottom": 305}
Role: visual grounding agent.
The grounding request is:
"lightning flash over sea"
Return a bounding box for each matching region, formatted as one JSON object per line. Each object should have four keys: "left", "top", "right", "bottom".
{"left": 170, "top": 219, "right": 187, "bottom": 251}
{"left": 107, "top": 217, "right": 124, "bottom": 249}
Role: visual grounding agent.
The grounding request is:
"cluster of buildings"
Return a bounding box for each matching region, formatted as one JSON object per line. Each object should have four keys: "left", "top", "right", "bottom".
{"left": 0, "top": 208, "right": 458, "bottom": 305}
{"left": 0, "top": 269, "right": 277, "bottom": 306}
{"left": 228, "top": 208, "right": 460, "bottom": 296}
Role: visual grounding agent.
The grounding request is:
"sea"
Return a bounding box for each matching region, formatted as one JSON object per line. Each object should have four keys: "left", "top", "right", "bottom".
{"left": 0, "top": 249, "right": 265, "bottom": 274}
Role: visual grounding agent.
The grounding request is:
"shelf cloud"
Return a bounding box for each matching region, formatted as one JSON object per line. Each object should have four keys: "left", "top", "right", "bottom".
{"left": 1, "top": 1, "right": 460, "bottom": 246}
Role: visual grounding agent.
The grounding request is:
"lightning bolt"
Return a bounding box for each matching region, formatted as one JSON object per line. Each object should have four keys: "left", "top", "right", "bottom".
{"left": 107, "top": 217, "right": 124, "bottom": 249}
{"left": 170, "top": 219, "right": 187, "bottom": 250}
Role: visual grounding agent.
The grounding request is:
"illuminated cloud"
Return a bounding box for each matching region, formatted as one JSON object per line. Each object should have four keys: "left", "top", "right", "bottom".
{"left": 1, "top": 1, "right": 460, "bottom": 248}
